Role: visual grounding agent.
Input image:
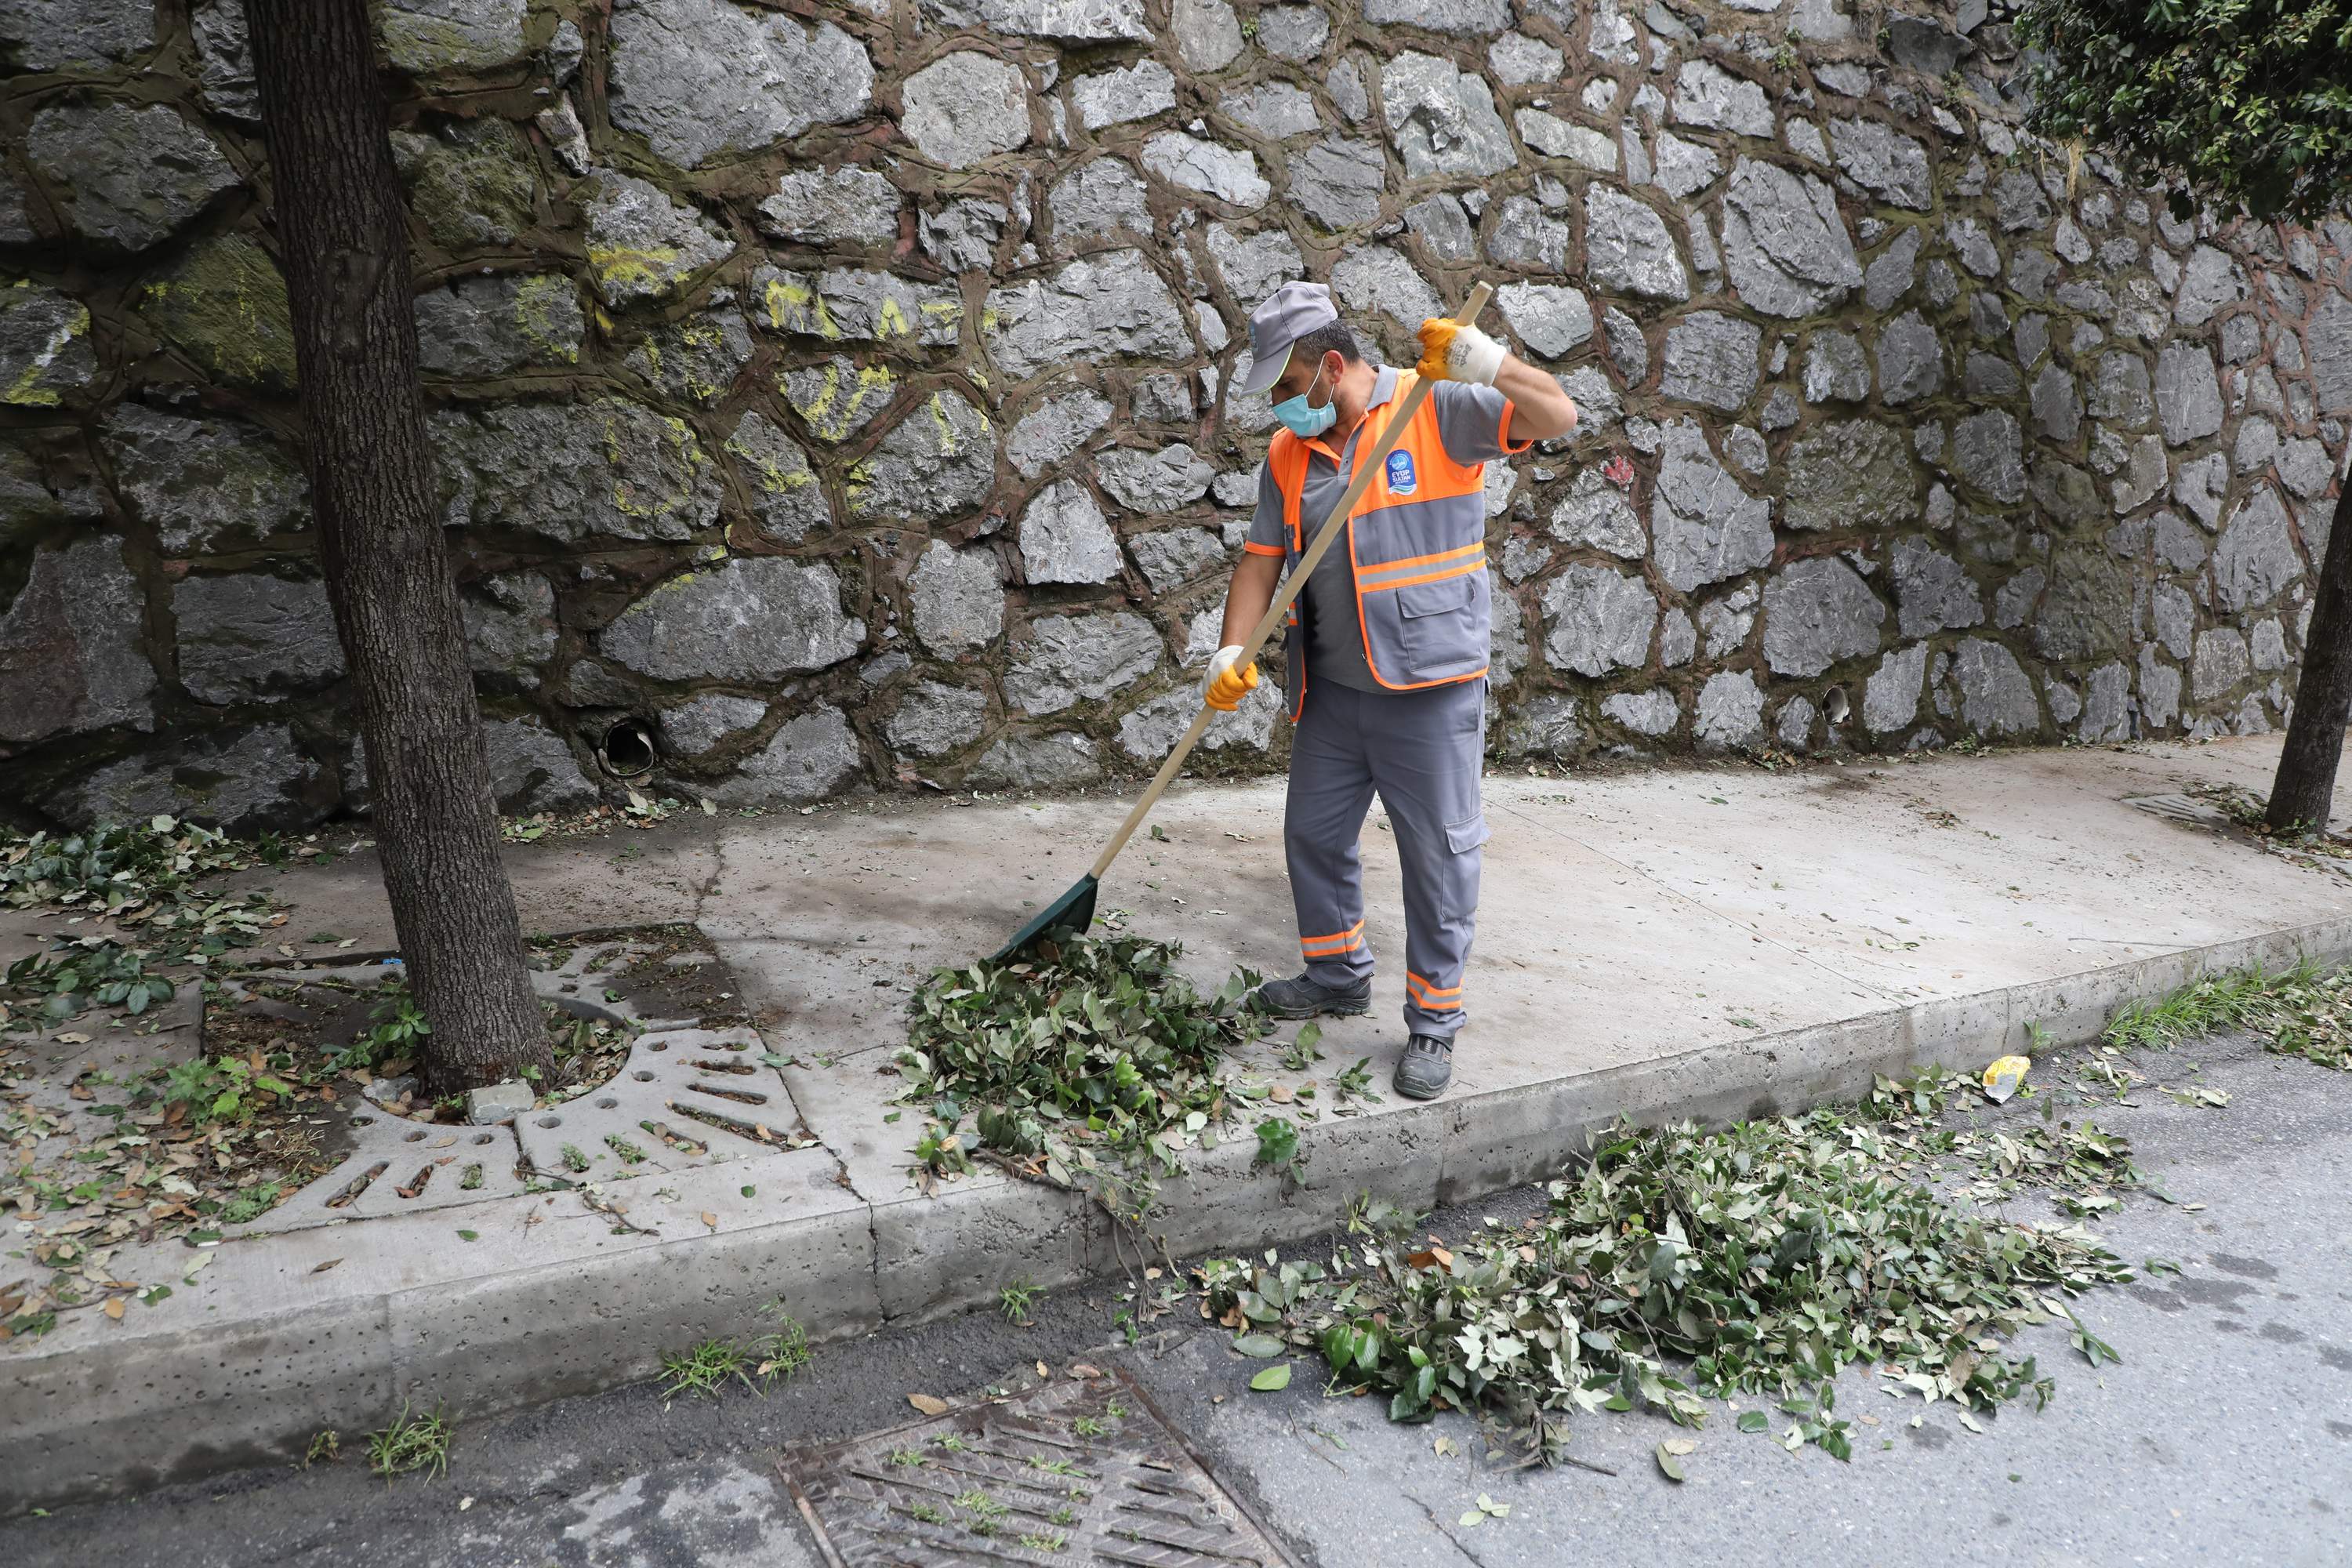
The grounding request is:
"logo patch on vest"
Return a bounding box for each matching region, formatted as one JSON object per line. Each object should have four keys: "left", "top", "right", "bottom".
{"left": 1385, "top": 448, "right": 1417, "bottom": 495}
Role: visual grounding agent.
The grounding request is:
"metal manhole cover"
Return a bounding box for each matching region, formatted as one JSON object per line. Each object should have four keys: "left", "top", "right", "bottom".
{"left": 2124, "top": 792, "right": 2237, "bottom": 829}
{"left": 782, "top": 1367, "right": 1292, "bottom": 1566}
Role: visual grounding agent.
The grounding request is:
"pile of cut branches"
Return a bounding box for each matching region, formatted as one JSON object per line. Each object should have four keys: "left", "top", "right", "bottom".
{"left": 898, "top": 934, "right": 1268, "bottom": 1220}
{"left": 1213, "top": 1103, "right": 2136, "bottom": 1465}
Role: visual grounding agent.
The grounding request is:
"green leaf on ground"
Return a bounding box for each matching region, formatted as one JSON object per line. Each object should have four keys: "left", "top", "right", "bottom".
{"left": 1248, "top": 1365, "right": 1291, "bottom": 1392}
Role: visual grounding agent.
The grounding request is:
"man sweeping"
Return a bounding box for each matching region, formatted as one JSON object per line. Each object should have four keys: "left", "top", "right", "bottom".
{"left": 1206, "top": 282, "right": 1577, "bottom": 1102}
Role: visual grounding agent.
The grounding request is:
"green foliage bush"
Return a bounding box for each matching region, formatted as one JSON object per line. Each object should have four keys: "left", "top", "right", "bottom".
{"left": 2017, "top": 0, "right": 2352, "bottom": 220}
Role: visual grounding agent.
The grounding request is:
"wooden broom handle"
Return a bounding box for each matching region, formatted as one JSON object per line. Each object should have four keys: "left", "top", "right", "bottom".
{"left": 1087, "top": 281, "right": 1497, "bottom": 881}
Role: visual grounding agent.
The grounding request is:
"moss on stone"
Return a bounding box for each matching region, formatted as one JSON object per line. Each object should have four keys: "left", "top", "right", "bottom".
{"left": 134, "top": 234, "right": 296, "bottom": 391}
{"left": 392, "top": 118, "right": 537, "bottom": 252}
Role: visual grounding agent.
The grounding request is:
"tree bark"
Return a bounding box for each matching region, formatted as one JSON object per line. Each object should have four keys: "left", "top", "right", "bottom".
{"left": 246, "top": 0, "right": 551, "bottom": 1094}
{"left": 2267, "top": 480, "right": 2352, "bottom": 833}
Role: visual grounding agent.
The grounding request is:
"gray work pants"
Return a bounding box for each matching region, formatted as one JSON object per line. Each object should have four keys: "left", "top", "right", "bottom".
{"left": 1283, "top": 677, "right": 1488, "bottom": 1038}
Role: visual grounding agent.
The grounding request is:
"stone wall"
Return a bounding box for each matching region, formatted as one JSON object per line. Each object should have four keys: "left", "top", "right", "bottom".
{"left": 2, "top": 0, "right": 2348, "bottom": 831}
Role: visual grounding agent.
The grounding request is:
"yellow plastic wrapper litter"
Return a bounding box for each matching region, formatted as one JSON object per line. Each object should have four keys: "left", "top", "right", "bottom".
{"left": 1981, "top": 1054, "right": 2031, "bottom": 1104}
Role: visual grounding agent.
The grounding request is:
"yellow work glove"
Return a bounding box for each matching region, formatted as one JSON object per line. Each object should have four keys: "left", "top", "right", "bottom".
{"left": 1203, "top": 644, "right": 1259, "bottom": 711}
{"left": 1415, "top": 318, "right": 1505, "bottom": 386}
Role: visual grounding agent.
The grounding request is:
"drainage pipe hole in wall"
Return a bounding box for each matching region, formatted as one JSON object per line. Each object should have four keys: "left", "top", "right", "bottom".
{"left": 601, "top": 718, "right": 657, "bottom": 779}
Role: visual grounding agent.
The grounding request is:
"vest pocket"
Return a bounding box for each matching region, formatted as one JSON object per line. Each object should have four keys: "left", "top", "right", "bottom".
{"left": 1389, "top": 572, "right": 1485, "bottom": 673}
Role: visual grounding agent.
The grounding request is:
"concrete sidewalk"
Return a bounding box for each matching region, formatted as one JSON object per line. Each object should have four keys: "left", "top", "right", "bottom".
{"left": 7, "top": 736, "right": 2350, "bottom": 1509}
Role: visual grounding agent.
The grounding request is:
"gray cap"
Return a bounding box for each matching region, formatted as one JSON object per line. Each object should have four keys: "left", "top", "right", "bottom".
{"left": 1238, "top": 280, "right": 1338, "bottom": 396}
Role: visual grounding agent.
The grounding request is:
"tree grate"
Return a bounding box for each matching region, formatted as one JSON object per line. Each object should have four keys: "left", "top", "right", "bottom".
{"left": 781, "top": 1368, "right": 1291, "bottom": 1567}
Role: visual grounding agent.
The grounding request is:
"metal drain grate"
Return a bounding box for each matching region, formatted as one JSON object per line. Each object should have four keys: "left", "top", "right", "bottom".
{"left": 781, "top": 1368, "right": 1291, "bottom": 1567}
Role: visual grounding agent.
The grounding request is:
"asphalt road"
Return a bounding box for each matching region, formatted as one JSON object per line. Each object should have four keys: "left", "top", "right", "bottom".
{"left": 6, "top": 1028, "right": 2348, "bottom": 1567}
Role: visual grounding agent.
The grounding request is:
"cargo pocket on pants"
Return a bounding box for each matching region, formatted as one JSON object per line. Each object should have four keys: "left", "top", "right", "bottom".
{"left": 1444, "top": 811, "right": 1490, "bottom": 854}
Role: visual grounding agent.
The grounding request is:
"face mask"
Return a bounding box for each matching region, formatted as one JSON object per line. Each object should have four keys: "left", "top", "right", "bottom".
{"left": 1272, "top": 362, "right": 1335, "bottom": 439}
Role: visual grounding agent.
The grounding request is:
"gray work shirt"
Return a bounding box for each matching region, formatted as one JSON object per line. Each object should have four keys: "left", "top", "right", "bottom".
{"left": 1249, "top": 367, "right": 1518, "bottom": 692}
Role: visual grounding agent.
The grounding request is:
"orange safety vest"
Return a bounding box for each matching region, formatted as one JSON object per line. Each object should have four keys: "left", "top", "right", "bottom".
{"left": 1247, "top": 370, "right": 1494, "bottom": 720}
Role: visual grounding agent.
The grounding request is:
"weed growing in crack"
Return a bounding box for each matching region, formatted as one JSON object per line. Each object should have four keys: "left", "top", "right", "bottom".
{"left": 656, "top": 1299, "right": 809, "bottom": 1405}
{"left": 998, "top": 1279, "right": 1036, "bottom": 1325}
{"left": 366, "top": 1403, "right": 451, "bottom": 1481}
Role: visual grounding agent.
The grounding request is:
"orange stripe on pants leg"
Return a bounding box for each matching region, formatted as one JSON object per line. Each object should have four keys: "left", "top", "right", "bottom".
{"left": 1301, "top": 921, "right": 1364, "bottom": 956}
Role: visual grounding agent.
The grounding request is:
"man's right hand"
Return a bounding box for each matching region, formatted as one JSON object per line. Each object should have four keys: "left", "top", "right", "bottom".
{"left": 1204, "top": 645, "right": 1259, "bottom": 711}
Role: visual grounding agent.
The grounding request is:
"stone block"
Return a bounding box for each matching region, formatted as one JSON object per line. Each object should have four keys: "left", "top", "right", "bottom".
{"left": 899, "top": 50, "right": 1029, "bottom": 169}
{"left": 1496, "top": 282, "right": 1592, "bottom": 360}
{"left": 1802, "top": 330, "right": 1869, "bottom": 403}
{"left": 2154, "top": 342, "right": 2223, "bottom": 446}
{"left": 1097, "top": 443, "right": 1214, "bottom": 514}
{"left": 970, "top": 731, "right": 1102, "bottom": 789}
{"left": 172, "top": 572, "right": 343, "bottom": 706}
{"left": 1004, "top": 612, "right": 1161, "bottom": 716}
{"left": 0, "top": 535, "right": 154, "bottom": 743}
{"left": 45, "top": 722, "right": 325, "bottom": 833}
{"left": 101, "top": 403, "right": 309, "bottom": 555}
{"left": 0, "top": 0, "right": 152, "bottom": 69}
{"left": 848, "top": 390, "right": 993, "bottom": 523}
{"left": 1018, "top": 481, "right": 1121, "bottom": 585}
{"left": 887, "top": 681, "right": 987, "bottom": 758}
{"left": 1382, "top": 51, "right": 1515, "bottom": 178}
{"left": 599, "top": 559, "right": 863, "bottom": 681}
{"left": 416, "top": 274, "right": 584, "bottom": 377}
{"left": 463, "top": 1081, "right": 534, "bottom": 1128}
{"left": 1873, "top": 308, "right": 1941, "bottom": 405}
{"left": 1290, "top": 137, "right": 1387, "bottom": 229}
{"left": 1951, "top": 409, "right": 2024, "bottom": 504}
{"left": 436, "top": 397, "right": 723, "bottom": 544}
{"left": 1541, "top": 564, "right": 1655, "bottom": 677}
{"left": 26, "top": 103, "right": 236, "bottom": 254}
{"left": 1762, "top": 556, "right": 1884, "bottom": 677}
{"left": 713, "top": 708, "right": 864, "bottom": 804}
{"left": 756, "top": 166, "right": 901, "bottom": 246}
{"left": 1953, "top": 637, "right": 2039, "bottom": 735}
{"left": 1830, "top": 118, "right": 1930, "bottom": 209}
{"left": 1548, "top": 468, "right": 1646, "bottom": 558}
{"left": 1650, "top": 419, "right": 1773, "bottom": 593}
{"left": 908, "top": 540, "right": 1005, "bottom": 657}
{"left": 1890, "top": 537, "right": 1983, "bottom": 638}
{"left": 1671, "top": 60, "right": 1773, "bottom": 137}
{"left": 984, "top": 252, "right": 1192, "bottom": 380}
{"left": 1863, "top": 642, "right": 1928, "bottom": 733}
{"left": 1694, "top": 670, "right": 1765, "bottom": 750}
{"left": 582, "top": 171, "right": 733, "bottom": 307}
{"left": 1583, "top": 186, "right": 1690, "bottom": 301}
{"left": 2213, "top": 488, "right": 2303, "bottom": 612}
{"left": 1007, "top": 388, "right": 1113, "bottom": 479}
{"left": 1659, "top": 312, "right": 1761, "bottom": 412}
{"left": 1782, "top": 419, "right": 1914, "bottom": 532}
{"left": 1142, "top": 132, "right": 1269, "bottom": 209}
{"left": 1602, "top": 688, "right": 1679, "bottom": 736}
{"left": 659, "top": 693, "right": 766, "bottom": 757}
{"left": 132, "top": 234, "right": 294, "bottom": 392}
{"left": 608, "top": 0, "right": 871, "bottom": 168}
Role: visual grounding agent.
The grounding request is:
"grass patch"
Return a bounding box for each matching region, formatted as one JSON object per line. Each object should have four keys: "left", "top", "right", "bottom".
{"left": 657, "top": 1300, "right": 811, "bottom": 1405}
{"left": 898, "top": 934, "right": 1268, "bottom": 1221}
{"left": 998, "top": 1279, "right": 1036, "bottom": 1325}
{"left": 2103, "top": 960, "right": 2352, "bottom": 1070}
{"left": 366, "top": 1404, "right": 451, "bottom": 1481}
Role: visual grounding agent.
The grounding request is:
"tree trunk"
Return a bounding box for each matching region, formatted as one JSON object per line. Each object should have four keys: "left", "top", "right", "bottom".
{"left": 246, "top": 0, "right": 551, "bottom": 1095}
{"left": 2267, "top": 481, "right": 2352, "bottom": 834}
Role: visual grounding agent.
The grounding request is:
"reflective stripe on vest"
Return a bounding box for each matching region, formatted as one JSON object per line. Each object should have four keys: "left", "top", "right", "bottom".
{"left": 1265, "top": 370, "right": 1491, "bottom": 718}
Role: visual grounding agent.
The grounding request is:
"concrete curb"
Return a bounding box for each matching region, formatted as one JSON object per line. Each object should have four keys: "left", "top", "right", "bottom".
{"left": 6, "top": 915, "right": 2349, "bottom": 1511}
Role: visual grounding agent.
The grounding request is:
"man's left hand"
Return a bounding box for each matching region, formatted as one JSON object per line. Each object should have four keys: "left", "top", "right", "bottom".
{"left": 1415, "top": 318, "right": 1506, "bottom": 387}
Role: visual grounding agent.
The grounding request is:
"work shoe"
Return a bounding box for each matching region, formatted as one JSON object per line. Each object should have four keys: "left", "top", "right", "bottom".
{"left": 1250, "top": 971, "right": 1372, "bottom": 1019}
{"left": 1392, "top": 1034, "right": 1454, "bottom": 1101}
